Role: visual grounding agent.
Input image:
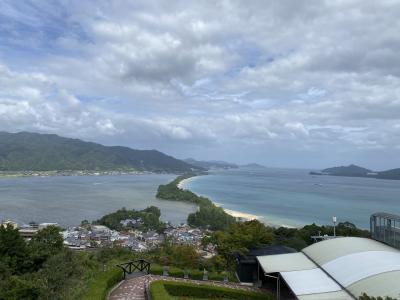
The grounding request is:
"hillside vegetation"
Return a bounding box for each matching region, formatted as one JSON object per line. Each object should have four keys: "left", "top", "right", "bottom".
{"left": 0, "top": 132, "right": 200, "bottom": 173}
{"left": 312, "top": 164, "right": 400, "bottom": 180}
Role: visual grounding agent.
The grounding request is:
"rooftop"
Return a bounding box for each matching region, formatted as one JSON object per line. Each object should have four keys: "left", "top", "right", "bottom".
{"left": 257, "top": 237, "right": 400, "bottom": 299}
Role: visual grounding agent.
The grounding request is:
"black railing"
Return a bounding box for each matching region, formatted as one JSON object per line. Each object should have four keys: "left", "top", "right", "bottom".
{"left": 117, "top": 259, "right": 151, "bottom": 279}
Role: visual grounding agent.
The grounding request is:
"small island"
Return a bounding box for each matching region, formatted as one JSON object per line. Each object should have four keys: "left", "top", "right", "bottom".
{"left": 310, "top": 164, "right": 400, "bottom": 180}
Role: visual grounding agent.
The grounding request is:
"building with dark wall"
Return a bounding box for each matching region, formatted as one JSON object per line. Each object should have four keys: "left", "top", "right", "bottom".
{"left": 236, "top": 245, "right": 296, "bottom": 283}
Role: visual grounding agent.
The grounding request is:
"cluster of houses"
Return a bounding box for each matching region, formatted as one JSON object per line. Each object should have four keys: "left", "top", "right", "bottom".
{"left": 1, "top": 218, "right": 216, "bottom": 257}
{"left": 63, "top": 222, "right": 213, "bottom": 253}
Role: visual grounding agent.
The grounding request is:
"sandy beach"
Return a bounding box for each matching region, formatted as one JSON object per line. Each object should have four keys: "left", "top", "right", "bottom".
{"left": 177, "top": 177, "right": 194, "bottom": 189}
{"left": 221, "top": 208, "right": 259, "bottom": 221}
{"left": 179, "top": 177, "right": 260, "bottom": 221}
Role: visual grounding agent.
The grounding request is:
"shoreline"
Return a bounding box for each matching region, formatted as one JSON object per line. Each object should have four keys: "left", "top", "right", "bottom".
{"left": 178, "top": 174, "right": 298, "bottom": 228}
{"left": 178, "top": 177, "right": 258, "bottom": 221}
{"left": 0, "top": 170, "right": 158, "bottom": 179}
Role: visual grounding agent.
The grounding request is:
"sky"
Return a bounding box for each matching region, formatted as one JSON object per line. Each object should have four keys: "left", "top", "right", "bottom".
{"left": 0, "top": 1, "right": 400, "bottom": 169}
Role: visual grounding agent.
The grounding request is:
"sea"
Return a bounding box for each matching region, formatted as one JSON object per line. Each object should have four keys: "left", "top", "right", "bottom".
{"left": 1, "top": 168, "right": 399, "bottom": 229}
{"left": 0, "top": 174, "right": 197, "bottom": 227}
{"left": 181, "top": 168, "right": 400, "bottom": 229}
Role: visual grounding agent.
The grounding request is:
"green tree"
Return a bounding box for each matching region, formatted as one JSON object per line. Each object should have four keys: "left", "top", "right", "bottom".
{"left": 36, "top": 250, "right": 88, "bottom": 300}
{"left": 0, "top": 276, "right": 40, "bottom": 300}
{"left": 28, "top": 226, "right": 64, "bottom": 271}
{"left": 206, "top": 220, "right": 274, "bottom": 269}
{"left": 0, "top": 224, "right": 28, "bottom": 274}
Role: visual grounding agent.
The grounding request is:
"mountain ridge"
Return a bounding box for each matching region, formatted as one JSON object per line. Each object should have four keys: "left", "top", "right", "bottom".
{"left": 0, "top": 131, "right": 202, "bottom": 173}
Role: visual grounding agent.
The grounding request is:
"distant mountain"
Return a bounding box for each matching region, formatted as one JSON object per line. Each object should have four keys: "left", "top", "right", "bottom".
{"left": 376, "top": 168, "right": 400, "bottom": 180}
{"left": 0, "top": 132, "right": 202, "bottom": 173}
{"left": 184, "top": 158, "right": 238, "bottom": 170}
{"left": 240, "top": 163, "right": 267, "bottom": 169}
{"left": 311, "top": 164, "right": 400, "bottom": 180}
{"left": 321, "top": 164, "right": 372, "bottom": 177}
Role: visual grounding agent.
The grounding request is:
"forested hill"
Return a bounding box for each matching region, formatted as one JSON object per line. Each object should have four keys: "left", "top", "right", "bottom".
{"left": 311, "top": 164, "right": 400, "bottom": 180}
{"left": 322, "top": 164, "right": 372, "bottom": 176}
{"left": 0, "top": 132, "right": 201, "bottom": 173}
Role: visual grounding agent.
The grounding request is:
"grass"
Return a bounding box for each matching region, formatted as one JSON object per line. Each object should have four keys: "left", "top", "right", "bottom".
{"left": 150, "top": 280, "right": 273, "bottom": 300}
{"left": 80, "top": 265, "right": 123, "bottom": 300}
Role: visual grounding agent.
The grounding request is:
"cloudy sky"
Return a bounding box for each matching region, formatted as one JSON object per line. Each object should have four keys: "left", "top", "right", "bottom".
{"left": 1, "top": 1, "right": 400, "bottom": 169}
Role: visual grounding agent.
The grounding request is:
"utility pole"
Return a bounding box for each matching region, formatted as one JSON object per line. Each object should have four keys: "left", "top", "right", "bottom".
{"left": 333, "top": 216, "right": 337, "bottom": 237}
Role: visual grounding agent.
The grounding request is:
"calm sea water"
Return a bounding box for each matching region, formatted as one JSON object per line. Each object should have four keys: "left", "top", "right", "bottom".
{"left": 183, "top": 168, "right": 400, "bottom": 229}
{"left": 0, "top": 174, "right": 197, "bottom": 227}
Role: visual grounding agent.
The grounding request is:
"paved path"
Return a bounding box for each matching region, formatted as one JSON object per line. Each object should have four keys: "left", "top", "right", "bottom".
{"left": 108, "top": 276, "right": 147, "bottom": 300}
{"left": 108, "top": 274, "right": 266, "bottom": 300}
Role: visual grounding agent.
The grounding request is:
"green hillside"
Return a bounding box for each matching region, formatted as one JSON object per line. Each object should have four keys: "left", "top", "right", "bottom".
{"left": 322, "top": 164, "right": 372, "bottom": 177}
{"left": 0, "top": 132, "right": 201, "bottom": 173}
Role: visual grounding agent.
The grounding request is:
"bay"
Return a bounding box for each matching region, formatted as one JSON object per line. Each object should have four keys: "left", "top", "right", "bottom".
{"left": 0, "top": 174, "right": 197, "bottom": 227}
{"left": 182, "top": 168, "right": 400, "bottom": 229}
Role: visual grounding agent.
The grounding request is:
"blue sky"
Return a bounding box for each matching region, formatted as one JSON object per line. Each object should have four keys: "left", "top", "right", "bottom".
{"left": 1, "top": 1, "right": 400, "bottom": 169}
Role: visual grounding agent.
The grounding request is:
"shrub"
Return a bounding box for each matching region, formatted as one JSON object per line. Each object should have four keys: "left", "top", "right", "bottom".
{"left": 149, "top": 264, "right": 237, "bottom": 282}
{"left": 150, "top": 280, "right": 273, "bottom": 300}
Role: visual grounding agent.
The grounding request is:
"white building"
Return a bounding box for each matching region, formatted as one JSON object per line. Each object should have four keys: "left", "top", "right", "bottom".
{"left": 257, "top": 237, "right": 400, "bottom": 299}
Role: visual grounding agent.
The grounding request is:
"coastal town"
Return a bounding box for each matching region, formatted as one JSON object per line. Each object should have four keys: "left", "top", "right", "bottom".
{"left": 0, "top": 169, "right": 155, "bottom": 178}
{"left": 0, "top": 218, "right": 216, "bottom": 258}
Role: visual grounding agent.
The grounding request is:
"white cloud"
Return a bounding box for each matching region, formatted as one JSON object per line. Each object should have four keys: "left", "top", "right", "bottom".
{"left": 1, "top": 0, "right": 400, "bottom": 167}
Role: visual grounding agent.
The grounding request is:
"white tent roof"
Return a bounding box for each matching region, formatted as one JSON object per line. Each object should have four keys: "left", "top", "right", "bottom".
{"left": 280, "top": 268, "right": 342, "bottom": 296}
{"left": 347, "top": 270, "right": 400, "bottom": 299}
{"left": 297, "top": 290, "right": 353, "bottom": 300}
{"left": 302, "top": 237, "right": 397, "bottom": 265}
{"left": 322, "top": 250, "right": 400, "bottom": 287}
{"left": 257, "top": 252, "right": 316, "bottom": 273}
{"left": 257, "top": 238, "right": 400, "bottom": 299}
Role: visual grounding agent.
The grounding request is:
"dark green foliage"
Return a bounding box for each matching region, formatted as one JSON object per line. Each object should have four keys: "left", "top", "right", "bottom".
{"left": 35, "top": 250, "right": 89, "bottom": 300}
{"left": 157, "top": 174, "right": 210, "bottom": 205}
{"left": 28, "top": 226, "right": 64, "bottom": 271}
{"left": 273, "top": 221, "right": 370, "bottom": 250}
{"left": 0, "top": 225, "right": 99, "bottom": 300}
{"left": 152, "top": 243, "right": 201, "bottom": 269}
{"left": 150, "top": 280, "right": 273, "bottom": 300}
{"left": 188, "top": 203, "right": 236, "bottom": 231}
{"left": 95, "top": 247, "right": 144, "bottom": 264}
{"left": 205, "top": 220, "right": 275, "bottom": 269}
{"left": 359, "top": 293, "right": 397, "bottom": 300}
{"left": 206, "top": 219, "right": 369, "bottom": 272}
{"left": 0, "top": 276, "right": 40, "bottom": 300}
{"left": 0, "top": 225, "right": 29, "bottom": 274}
{"left": 0, "top": 131, "right": 201, "bottom": 172}
{"left": 94, "top": 206, "right": 164, "bottom": 231}
{"left": 157, "top": 175, "right": 236, "bottom": 230}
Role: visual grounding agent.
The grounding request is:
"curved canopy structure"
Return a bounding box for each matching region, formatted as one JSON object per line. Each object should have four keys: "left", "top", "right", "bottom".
{"left": 258, "top": 237, "right": 400, "bottom": 299}
{"left": 323, "top": 250, "right": 400, "bottom": 287}
{"left": 302, "top": 237, "right": 397, "bottom": 265}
